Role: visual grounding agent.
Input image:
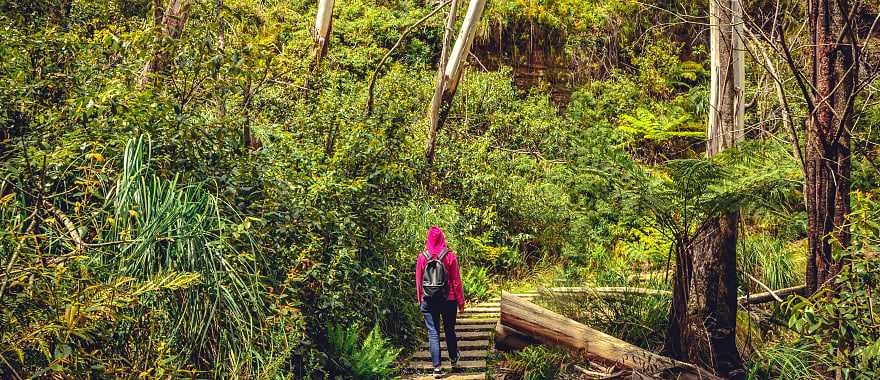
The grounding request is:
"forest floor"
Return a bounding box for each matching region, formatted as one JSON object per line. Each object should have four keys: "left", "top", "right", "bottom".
{"left": 401, "top": 292, "right": 539, "bottom": 379}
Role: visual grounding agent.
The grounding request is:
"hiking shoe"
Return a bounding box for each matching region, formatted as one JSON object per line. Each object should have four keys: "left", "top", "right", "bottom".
{"left": 450, "top": 358, "right": 460, "bottom": 372}
{"left": 433, "top": 367, "right": 443, "bottom": 378}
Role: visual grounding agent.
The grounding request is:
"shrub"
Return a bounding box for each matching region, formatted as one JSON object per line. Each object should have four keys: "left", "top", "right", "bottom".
{"left": 328, "top": 324, "right": 401, "bottom": 379}
{"left": 463, "top": 267, "right": 491, "bottom": 302}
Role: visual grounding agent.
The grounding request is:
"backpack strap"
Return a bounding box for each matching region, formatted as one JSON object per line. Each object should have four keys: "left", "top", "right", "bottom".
{"left": 422, "top": 250, "right": 431, "bottom": 260}
{"left": 437, "top": 247, "right": 449, "bottom": 261}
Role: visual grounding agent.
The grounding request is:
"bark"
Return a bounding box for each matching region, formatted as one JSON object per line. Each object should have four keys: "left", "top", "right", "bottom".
{"left": 804, "top": 0, "right": 857, "bottom": 294}
{"left": 313, "top": 0, "right": 335, "bottom": 63}
{"left": 500, "top": 293, "right": 721, "bottom": 380}
{"left": 666, "top": 0, "right": 745, "bottom": 377}
{"left": 667, "top": 215, "right": 743, "bottom": 378}
{"left": 425, "top": 0, "right": 485, "bottom": 167}
{"left": 139, "top": 0, "right": 192, "bottom": 88}
{"left": 493, "top": 321, "right": 538, "bottom": 351}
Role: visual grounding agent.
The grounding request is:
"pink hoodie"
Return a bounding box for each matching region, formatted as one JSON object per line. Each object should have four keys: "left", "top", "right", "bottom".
{"left": 415, "top": 227, "right": 465, "bottom": 309}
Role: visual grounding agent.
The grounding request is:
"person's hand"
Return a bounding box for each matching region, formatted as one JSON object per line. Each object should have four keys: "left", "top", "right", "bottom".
{"left": 458, "top": 304, "right": 465, "bottom": 313}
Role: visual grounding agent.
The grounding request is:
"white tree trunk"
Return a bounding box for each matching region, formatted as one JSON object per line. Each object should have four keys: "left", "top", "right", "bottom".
{"left": 442, "top": 0, "right": 486, "bottom": 94}
{"left": 313, "top": 0, "right": 335, "bottom": 61}
{"left": 707, "top": 0, "right": 745, "bottom": 155}
{"left": 425, "top": 0, "right": 487, "bottom": 166}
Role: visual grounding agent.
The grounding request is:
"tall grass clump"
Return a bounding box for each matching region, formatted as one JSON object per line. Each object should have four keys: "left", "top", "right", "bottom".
{"left": 738, "top": 233, "right": 802, "bottom": 293}
{"left": 746, "top": 341, "right": 828, "bottom": 380}
{"left": 103, "top": 136, "right": 265, "bottom": 372}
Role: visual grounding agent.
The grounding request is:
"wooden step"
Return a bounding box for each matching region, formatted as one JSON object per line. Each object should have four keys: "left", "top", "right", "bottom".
{"left": 440, "top": 331, "right": 489, "bottom": 341}
{"left": 457, "top": 313, "right": 499, "bottom": 319}
{"left": 405, "top": 374, "right": 485, "bottom": 380}
{"left": 409, "top": 359, "right": 486, "bottom": 370}
{"left": 410, "top": 349, "right": 488, "bottom": 360}
{"left": 462, "top": 307, "right": 499, "bottom": 313}
{"left": 455, "top": 323, "right": 495, "bottom": 331}
{"left": 456, "top": 318, "right": 497, "bottom": 325}
{"left": 420, "top": 340, "right": 489, "bottom": 349}
{"left": 471, "top": 302, "right": 500, "bottom": 308}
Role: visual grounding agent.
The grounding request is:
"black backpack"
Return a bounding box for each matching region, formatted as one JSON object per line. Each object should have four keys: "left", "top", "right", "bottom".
{"left": 421, "top": 248, "right": 449, "bottom": 303}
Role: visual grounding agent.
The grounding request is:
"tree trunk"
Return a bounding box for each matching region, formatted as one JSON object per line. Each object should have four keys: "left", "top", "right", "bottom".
{"left": 804, "top": 0, "right": 857, "bottom": 294}
{"left": 425, "top": 0, "right": 486, "bottom": 167}
{"left": 666, "top": 0, "right": 745, "bottom": 377}
{"left": 670, "top": 215, "right": 743, "bottom": 377}
{"left": 139, "top": 0, "right": 191, "bottom": 88}
{"left": 313, "top": 0, "right": 335, "bottom": 63}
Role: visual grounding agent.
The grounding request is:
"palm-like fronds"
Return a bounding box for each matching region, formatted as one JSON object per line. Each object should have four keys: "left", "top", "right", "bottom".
{"left": 636, "top": 140, "right": 801, "bottom": 239}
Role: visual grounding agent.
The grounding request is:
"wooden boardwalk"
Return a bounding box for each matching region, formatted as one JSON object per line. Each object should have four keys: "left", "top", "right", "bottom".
{"left": 401, "top": 293, "right": 537, "bottom": 379}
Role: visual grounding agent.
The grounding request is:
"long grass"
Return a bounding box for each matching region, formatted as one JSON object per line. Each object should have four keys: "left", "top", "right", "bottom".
{"left": 103, "top": 136, "right": 265, "bottom": 373}
{"left": 738, "top": 233, "right": 803, "bottom": 293}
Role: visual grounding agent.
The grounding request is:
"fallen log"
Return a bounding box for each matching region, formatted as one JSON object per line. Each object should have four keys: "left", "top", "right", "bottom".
{"left": 500, "top": 292, "right": 721, "bottom": 380}
{"left": 739, "top": 285, "right": 806, "bottom": 305}
{"left": 494, "top": 321, "right": 538, "bottom": 351}
{"left": 536, "top": 285, "right": 806, "bottom": 305}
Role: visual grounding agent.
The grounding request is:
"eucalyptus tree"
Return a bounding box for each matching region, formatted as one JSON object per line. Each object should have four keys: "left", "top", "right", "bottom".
{"left": 803, "top": 0, "right": 859, "bottom": 294}
{"left": 313, "top": 0, "right": 335, "bottom": 63}
{"left": 665, "top": 0, "right": 746, "bottom": 376}
{"left": 425, "top": 0, "right": 487, "bottom": 167}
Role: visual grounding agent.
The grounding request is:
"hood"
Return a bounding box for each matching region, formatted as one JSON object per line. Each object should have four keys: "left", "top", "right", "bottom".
{"left": 424, "top": 226, "right": 448, "bottom": 257}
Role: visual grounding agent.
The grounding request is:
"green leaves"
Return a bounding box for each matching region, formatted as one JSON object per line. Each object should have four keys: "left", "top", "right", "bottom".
{"left": 783, "top": 251, "right": 880, "bottom": 379}
{"left": 328, "top": 323, "right": 401, "bottom": 379}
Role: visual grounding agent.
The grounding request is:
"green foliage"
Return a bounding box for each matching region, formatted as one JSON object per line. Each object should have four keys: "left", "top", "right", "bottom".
{"left": 328, "top": 324, "right": 401, "bottom": 379}
{"left": 738, "top": 234, "right": 803, "bottom": 293}
{"left": 501, "top": 345, "right": 566, "bottom": 380}
{"left": 784, "top": 250, "right": 880, "bottom": 378}
{"left": 463, "top": 267, "right": 491, "bottom": 302}
{"left": 746, "top": 341, "right": 829, "bottom": 380}
{"left": 541, "top": 280, "right": 671, "bottom": 351}
{"left": 1, "top": 0, "right": 875, "bottom": 377}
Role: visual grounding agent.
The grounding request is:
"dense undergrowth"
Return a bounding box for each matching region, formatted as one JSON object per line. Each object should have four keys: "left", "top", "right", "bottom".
{"left": 1, "top": 0, "right": 879, "bottom": 378}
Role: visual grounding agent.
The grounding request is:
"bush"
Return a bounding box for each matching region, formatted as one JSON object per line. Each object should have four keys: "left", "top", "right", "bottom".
{"left": 328, "top": 324, "right": 401, "bottom": 379}
{"left": 463, "top": 267, "right": 491, "bottom": 302}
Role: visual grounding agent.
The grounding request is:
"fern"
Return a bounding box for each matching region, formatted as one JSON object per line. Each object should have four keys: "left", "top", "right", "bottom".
{"left": 329, "top": 323, "right": 401, "bottom": 379}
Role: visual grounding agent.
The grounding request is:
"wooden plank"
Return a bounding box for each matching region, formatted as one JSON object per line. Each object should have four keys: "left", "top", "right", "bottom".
{"left": 409, "top": 359, "right": 486, "bottom": 370}
{"left": 462, "top": 307, "right": 500, "bottom": 312}
{"left": 536, "top": 285, "right": 806, "bottom": 305}
{"left": 500, "top": 292, "right": 721, "bottom": 380}
{"left": 455, "top": 323, "right": 495, "bottom": 331}
{"left": 420, "top": 339, "right": 489, "bottom": 349}
{"left": 739, "top": 285, "right": 806, "bottom": 305}
{"left": 439, "top": 331, "right": 489, "bottom": 340}
{"left": 458, "top": 315, "right": 499, "bottom": 320}
{"left": 456, "top": 318, "right": 497, "bottom": 325}
{"left": 542, "top": 287, "right": 671, "bottom": 297}
{"left": 410, "top": 349, "right": 488, "bottom": 360}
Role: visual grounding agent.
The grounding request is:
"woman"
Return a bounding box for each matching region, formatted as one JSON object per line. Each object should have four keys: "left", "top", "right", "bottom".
{"left": 416, "top": 226, "right": 465, "bottom": 378}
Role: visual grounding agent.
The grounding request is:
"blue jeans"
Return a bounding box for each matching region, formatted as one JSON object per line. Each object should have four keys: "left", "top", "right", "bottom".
{"left": 421, "top": 300, "right": 459, "bottom": 368}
